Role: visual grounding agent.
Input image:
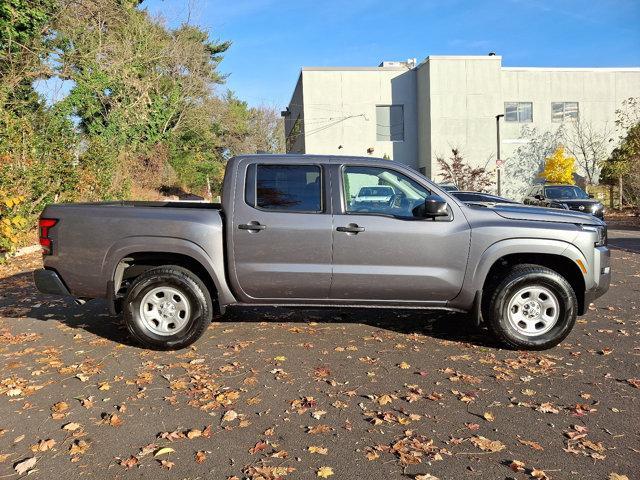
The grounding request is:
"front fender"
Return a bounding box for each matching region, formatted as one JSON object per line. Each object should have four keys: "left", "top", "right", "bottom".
{"left": 449, "top": 238, "right": 589, "bottom": 311}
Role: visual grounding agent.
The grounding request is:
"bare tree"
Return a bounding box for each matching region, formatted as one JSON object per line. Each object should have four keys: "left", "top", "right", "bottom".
{"left": 247, "top": 105, "right": 285, "bottom": 153}
{"left": 561, "top": 120, "right": 612, "bottom": 189}
{"left": 503, "top": 126, "right": 563, "bottom": 200}
{"left": 436, "top": 148, "right": 493, "bottom": 192}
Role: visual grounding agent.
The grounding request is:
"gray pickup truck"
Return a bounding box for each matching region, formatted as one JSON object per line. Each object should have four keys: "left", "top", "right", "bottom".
{"left": 34, "top": 155, "right": 610, "bottom": 350}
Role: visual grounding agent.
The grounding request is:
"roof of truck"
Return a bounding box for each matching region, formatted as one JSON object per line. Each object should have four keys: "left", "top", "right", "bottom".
{"left": 230, "top": 153, "right": 398, "bottom": 166}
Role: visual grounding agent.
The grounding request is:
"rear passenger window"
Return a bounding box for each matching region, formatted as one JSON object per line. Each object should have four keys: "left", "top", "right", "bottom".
{"left": 254, "top": 165, "right": 322, "bottom": 212}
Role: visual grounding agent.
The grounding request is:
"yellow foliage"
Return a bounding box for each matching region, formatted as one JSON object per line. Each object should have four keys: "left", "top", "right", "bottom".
{"left": 540, "top": 146, "right": 575, "bottom": 184}
{"left": 0, "top": 191, "right": 26, "bottom": 255}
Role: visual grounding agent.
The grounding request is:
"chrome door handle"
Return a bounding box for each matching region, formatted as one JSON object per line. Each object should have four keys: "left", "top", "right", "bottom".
{"left": 238, "top": 222, "right": 266, "bottom": 232}
{"left": 336, "top": 224, "right": 365, "bottom": 234}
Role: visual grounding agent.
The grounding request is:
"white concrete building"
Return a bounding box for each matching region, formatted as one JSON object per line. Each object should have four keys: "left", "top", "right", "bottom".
{"left": 284, "top": 55, "right": 640, "bottom": 196}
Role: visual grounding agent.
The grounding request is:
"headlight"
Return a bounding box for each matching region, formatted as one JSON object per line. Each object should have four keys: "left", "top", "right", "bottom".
{"left": 591, "top": 204, "right": 601, "bottom": 213}
{"left": 581, "top": 225, "right": 607, "bottom": 247}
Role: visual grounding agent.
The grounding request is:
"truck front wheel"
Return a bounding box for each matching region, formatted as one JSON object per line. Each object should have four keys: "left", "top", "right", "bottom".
{"left": 123, "top": 265, "right": 213, "bottom": 349}
{"left": 486, "top": 264, "right": 577, "bottom": 350}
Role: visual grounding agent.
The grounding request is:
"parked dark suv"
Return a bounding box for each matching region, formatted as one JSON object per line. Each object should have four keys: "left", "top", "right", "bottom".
{"left": 523, "top": 184, "right": 604, "bottom": 219}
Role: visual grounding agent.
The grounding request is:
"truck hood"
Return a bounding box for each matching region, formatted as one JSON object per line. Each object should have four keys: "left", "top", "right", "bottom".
{"left": 490, "top": 203, "right": 603, "bottom": 225}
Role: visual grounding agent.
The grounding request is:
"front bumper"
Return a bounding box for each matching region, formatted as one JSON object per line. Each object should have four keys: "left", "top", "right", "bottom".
{"left": 33, "top": 269, "right": 72, "bottom": 297}
{"left": 584, "top": 246, "right": 611, "bottom": 309}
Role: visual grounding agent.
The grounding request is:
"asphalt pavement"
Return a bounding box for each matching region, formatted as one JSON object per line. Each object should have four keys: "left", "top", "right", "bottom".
{"left": 0, "top": 228, "right": 638, "bottom": 479}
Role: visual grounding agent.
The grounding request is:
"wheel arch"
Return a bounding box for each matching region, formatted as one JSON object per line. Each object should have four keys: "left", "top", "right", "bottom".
{"left": 102, "top": 236, "right": 236, "bottom": 313}
{"left": 481, "top": 253, "right": 586, "bottom": 315}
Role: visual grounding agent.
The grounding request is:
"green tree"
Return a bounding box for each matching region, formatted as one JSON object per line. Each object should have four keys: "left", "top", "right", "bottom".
{"left": 0, "top": 0, "right": 284, "bottom": 250}
{"left": 601, "top": 98, "right": 640, "bottom": 207}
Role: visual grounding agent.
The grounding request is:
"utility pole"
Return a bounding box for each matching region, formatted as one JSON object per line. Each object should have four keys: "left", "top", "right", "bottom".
{"left": 495, "top": 114, "right": 504, "bottom": 196}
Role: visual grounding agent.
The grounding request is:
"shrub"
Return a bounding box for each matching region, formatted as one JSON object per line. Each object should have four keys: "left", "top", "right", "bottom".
{"left": 0, "top": 192, "right": 28, "bottom": 256}
{"left": 436, "top": 148, "right": 494, "bottom": 191}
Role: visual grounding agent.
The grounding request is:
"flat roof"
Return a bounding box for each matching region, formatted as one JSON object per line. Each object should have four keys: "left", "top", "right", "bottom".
{"left": 502, "top": 66, "right": 640, "bottom": 72}
{"left": 300, "top": 55, "right": 639, "bottom": 73}
{"left": 301, "top": 66, "right": 410, "bottom": 72}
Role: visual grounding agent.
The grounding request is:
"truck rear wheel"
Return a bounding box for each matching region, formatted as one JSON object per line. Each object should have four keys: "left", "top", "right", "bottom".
{"left": 486, "top": 264, "right": 577, "bottom": 350}
{"left": 123, "top": 265, "right": 212, "bottom": 349}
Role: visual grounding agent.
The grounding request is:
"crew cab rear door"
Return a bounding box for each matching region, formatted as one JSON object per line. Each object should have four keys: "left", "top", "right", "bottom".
{"left": 329, "top": 164, "right": 471, "bottom": 303}
{"left": 229, "top": 160, "right": 333, "bottom": 300}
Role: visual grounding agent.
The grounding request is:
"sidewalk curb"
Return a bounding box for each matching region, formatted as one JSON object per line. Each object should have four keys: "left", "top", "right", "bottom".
{"left": 1, "top": 244, "right": 40, "bottom": 261}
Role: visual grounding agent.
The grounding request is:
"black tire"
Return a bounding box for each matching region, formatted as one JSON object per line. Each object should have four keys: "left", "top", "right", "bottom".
{"left": 486, "top": 264, "right": 577, "bottom": 350}
{"left": 123, "top": 265, "right": 213, "bottom": 350}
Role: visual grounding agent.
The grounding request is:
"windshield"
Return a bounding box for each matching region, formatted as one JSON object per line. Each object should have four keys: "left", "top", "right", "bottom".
{"left": 357, "top": 186, "right": 394, "bottom": 197}
{"left": 544, "top": 185, "right": 589, "bottom": 200}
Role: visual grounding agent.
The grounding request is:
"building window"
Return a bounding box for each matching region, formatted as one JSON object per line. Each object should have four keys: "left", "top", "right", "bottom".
{"left": 504, "top": 102, "right": 533, "bottom": 122}
{"left": 376, "top": 105, "right": 404, "bottom": 141}
{"left": 254, "top": 164, "right": 322, "bottom": 212}
{"left": 551, "top": 102, "right": 579, "bottom": 122}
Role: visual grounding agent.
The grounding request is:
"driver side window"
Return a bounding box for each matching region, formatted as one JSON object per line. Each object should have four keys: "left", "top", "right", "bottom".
{"left": 342, "top": 166, "right": 431, "bottom": 218}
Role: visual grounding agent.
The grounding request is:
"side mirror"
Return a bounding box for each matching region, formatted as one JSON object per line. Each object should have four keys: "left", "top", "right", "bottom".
{"left": 535, "top": 194, "right": 544, "bottom": 200}
{"left": 588, "top": 193, "right": 594, "bottom": 198}
{"left": 421, "top": 194, "right": 449, "bottom": 218}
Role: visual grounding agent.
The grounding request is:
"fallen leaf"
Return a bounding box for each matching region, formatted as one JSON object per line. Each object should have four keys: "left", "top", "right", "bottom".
{"left": 62, "top": 422, "right": 82, "bottom": 432}
{"left": 154, "top": 447, "right": 175, "bottom": 457}
{"left": 483, "top": 412, "right": 495, "bottom": 422}
{"left": 470, "top": 436, "right": 505, "bottom": 453}
{"left": 608, "top": 474, "right": 629, "bottom": 480}
{"left": 308, "top": 445, "right": 328, "bottom": 455}
{"left": 120, "top": 456, "right": 139, "bottom": 469}
{"left": 195, "top": 450, "right": 206, "bottom": 463}
{"left": 518, "top": 439, "right": 544, "bottom": 451}
{"left": 69, "top": 439, "right": 90, "bottom": 455}
{"left": 378, "top": 394, "right": 393, "bottom": 406}
{"left": 222, "top": 410, "right": 238, "bottom": 422}
{"left": 415, "top": 475, "right": 439, "bottom": 480}
{"left": 509, "top": 460, "right": 526, "bottom": 472}
{"left": 187, "top": 429, "right": 202, "bottom": 439}
{"left": 317, "top": 466, "right": 334, "bottom": 478}
{"left": 365, "top": 450, "right": 379, "bottom": 461}
{"left": 51, "top": 401, "right": 69, "bottom": 413}
{"left": 31, "top": 438, "right": 56, "bottom": 452}
{"left": 101, "top": 413, "right": 122, "bottom": 427}
{"left": 307, "top": 424, "right": 331, "bottom": 435}
{"left": 160, "top": 459, "right": 175, "bottom": 470}
{"left": 14, "top": 457, "right": 37, "bottom": 475}
{"left": 627, "top": 379, "right": 640, "bottom": 389}
{"left": 531, "top": 468, "right": 549, "bottom": 479}
{"left": 536, "top": 402, "right": 560, "bottom": 414}
{"left": 398, "top": 362, "right": 410, "bottom": 369}
{"left": 249, "top": 441, "right": 268, "bottom": 454}
{"left": 312, "top": 410, "right": 327, "bottom": 420}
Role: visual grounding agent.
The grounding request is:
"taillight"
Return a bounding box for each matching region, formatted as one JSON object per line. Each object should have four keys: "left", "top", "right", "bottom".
{"left": 39, "top": 218, "right": 58, "bottom": 255}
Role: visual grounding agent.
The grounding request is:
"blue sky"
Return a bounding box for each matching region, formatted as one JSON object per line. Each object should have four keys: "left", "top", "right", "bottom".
{"left": 44, "top": 0, "right": 640, "bottom": 107}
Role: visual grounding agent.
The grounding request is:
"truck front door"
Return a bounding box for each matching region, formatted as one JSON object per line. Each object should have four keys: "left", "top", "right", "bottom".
{"left": 330, "top": 165, "right": 471, "bottom": 303}
{"left": 230, "top": 161, "right": 333, "bottom": 300}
